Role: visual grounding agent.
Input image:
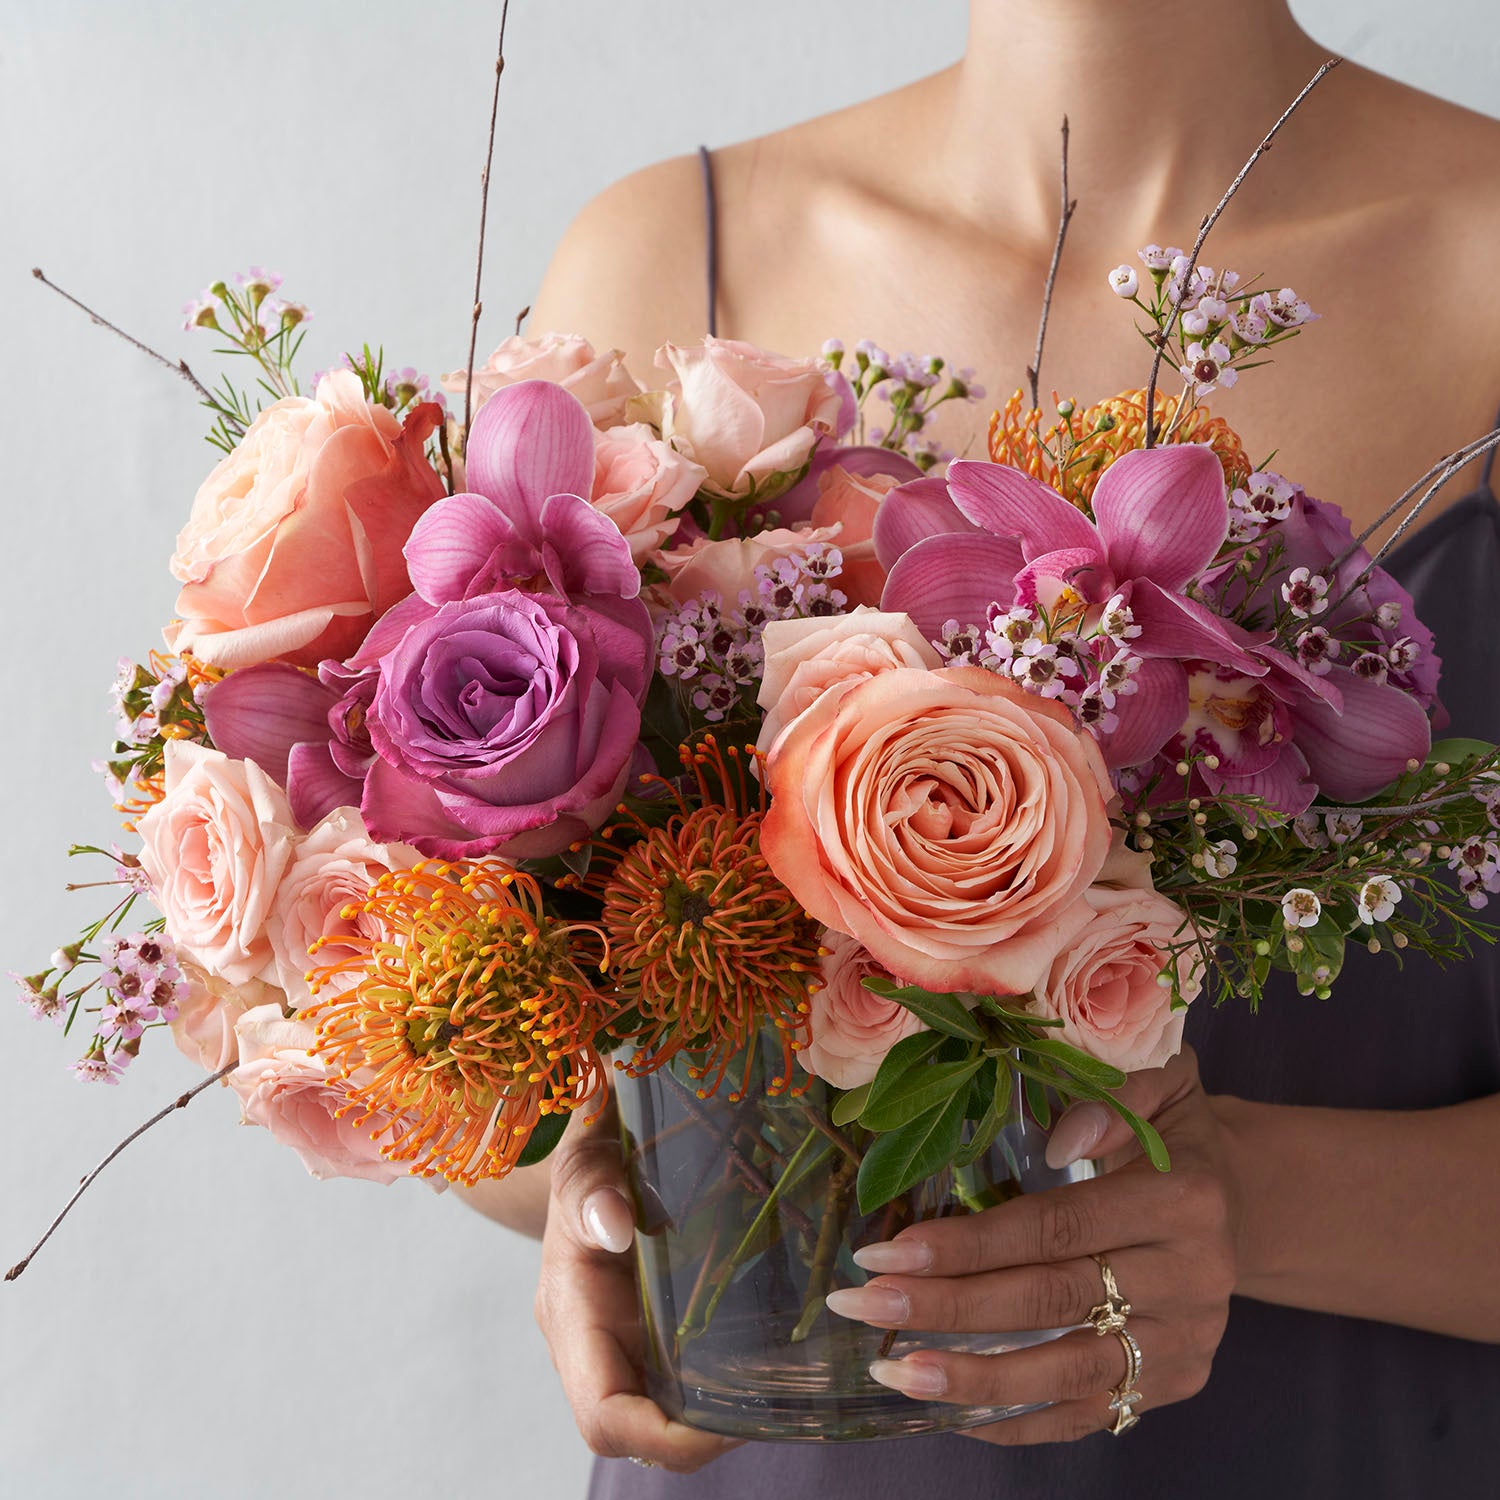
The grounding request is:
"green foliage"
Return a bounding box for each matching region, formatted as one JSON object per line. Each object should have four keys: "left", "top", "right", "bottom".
{"left": 515, "top": 1111, "right": 569, "bottom": 1168}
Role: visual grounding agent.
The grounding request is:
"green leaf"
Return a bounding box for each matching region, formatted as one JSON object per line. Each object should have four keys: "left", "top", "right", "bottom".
{"left": 856, "top": 1092, "right": 968, "bottom": 1214}
{"left": 976, "top": 995, "right": 1065, "bottom": 1028}
{"left": 1024, "top": 1036, "right": 1127, "bottom": 1092}
{"left": 954, "top": 1061, "right": 1010, "bottom": 1167}
{"left": 1102, "top": 1096, "right": 1172, "bottom": 1172}
{"left": 862, "top": 1031, "right": 948, "bottom": 1115}
{"left": 1022, "top": 1072, "right": 1052, "bottom": 1129}
{"left": 1429, "top": 737, "right": 1495, "bottom": 766}
{"left": 515, "top": 1112, "right": 569, "bottom": 1168}
{"left": 859, "top": 1058, "right": 983, "bottom": 1132}
{"left": 830, "top": 1082, "right": 872, "bottom": 1128}
{"left": 861, "top": 976, "right": 985, "bottom": 1041}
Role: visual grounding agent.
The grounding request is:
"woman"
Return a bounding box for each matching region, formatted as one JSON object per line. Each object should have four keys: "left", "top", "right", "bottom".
{"left": 461, "top": 2, "right": 1500, "bottom": 1493}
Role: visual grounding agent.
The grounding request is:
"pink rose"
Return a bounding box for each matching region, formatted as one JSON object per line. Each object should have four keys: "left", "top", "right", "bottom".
{"left": 137, "top": 742, "right": 296, "bottom": 987}
{"left": 444, "top": 333, "right": 641, "bottom": 427}
{"left": 169, "top": 961, "right": 283, "bottom": 1073}
{"left": 655, "top": 338, "right": 851, "bottom": 500}
{"left": 592, "top": 422, "right": 707, "bottom": 561}
{"left": 809, "top": 466, "right": 901, "bottom": 607}
{"left": 658, "top": 524, "right": 841, "bottom": 607}
{"left": 799, "top": 932, "right": 926, "bottom": 1089}
{"left": 762, "top": 666, "right": 1113, "bottom": 995}
{"left": 267, "top": 807, "right": 419, "bottom": 1008}
{"left": 1030, "top": 886, "right": 1204, "bottom": 1072}
{"left": 229, "top": 1005, "right": 411, "bottom": 1184}
{"left": 167, "top": 371, "right": 445, "bottom": 670}
{"left": 755, "top": 610, "right": 941, "bottom": 755}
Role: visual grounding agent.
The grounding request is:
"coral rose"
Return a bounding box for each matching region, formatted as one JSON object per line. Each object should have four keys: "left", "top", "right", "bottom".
{"left": 592, "top": 422, "right": 707, "bottom": 560}
{"left": 799, "top": 932, "right": 926, "bottom": 1089}
{"left": 229, "top": 1005, "right": 411, "bottom": 1184}
{"left": 658, "top": 524, "right": 841, "bottom": 607}
{"left": 755, "top": 610, "right": 941, "bottom": 756}
{"left": 169, "top": 961, "right": 283, "bottom": 1073}
{"left": 445, "top": 332, "right": 641, "bottom": 426}
{"left": 809, "top": 466, "right": 902, "bottom": 607}
{"left": 762, "top": 666, "right": 1113, "bottom": 995}
{"left": 266, "top": 807, "right": 419, "bottom": 1008}
{"left": 655, "top": 338, "right": 852, "bottom": 501}
{"left": 136, "top": 742, "right": 296, "bottom": 987}
{"left": 1030, "top": 886, "right": 1204, "bottom": 1072}
{"left": 167, "top": 371, "right": 445, "bottom": 670}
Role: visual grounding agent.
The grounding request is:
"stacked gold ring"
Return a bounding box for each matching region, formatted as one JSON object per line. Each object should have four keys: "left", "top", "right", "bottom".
{"left": 1088, "top": 1253, "right": 1144, "bottom": 1436}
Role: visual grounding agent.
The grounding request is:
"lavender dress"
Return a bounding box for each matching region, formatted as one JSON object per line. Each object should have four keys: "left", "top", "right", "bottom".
{"left": 589, "top": 153, "right": 1500, "bottom": 1497}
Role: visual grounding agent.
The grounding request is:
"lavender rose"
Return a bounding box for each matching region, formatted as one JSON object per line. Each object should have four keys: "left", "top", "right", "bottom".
{"left": 353, "top": 587, "right": 652, "bottom": 859}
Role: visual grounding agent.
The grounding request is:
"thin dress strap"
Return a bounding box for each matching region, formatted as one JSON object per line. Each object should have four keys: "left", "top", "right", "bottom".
{"left": 698, "top": 145, "right": 719, "bottom": 338}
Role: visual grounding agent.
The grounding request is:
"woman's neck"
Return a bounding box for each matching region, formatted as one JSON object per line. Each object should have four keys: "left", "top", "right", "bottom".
{"left": 944, "top": 0, "right": 1330, "bottom": 241}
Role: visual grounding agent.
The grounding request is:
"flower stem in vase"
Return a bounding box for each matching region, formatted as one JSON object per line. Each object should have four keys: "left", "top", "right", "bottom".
{"left": 790, "top": 1151, "right": 857, "bottom": 1342}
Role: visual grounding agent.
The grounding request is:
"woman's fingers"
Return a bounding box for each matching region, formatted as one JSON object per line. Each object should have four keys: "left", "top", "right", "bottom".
{"left": 546, "top": 1108, "right": 636, "bottom": 1254}
{"left": 1047, "top": 1048, "right": 1205, "bottom": 1169}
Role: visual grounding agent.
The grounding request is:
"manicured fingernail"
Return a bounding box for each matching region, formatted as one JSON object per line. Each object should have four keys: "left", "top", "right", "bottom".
{"left": 1045, "top": 1102, "right": 1111, "bottom": 1170}
{"left": 825, "top": 1286, "right": 910, "bottom": 1325}
{"left": 869, "top": 1358, "right": 947, "bottom": 1397}
{"left": 852, "top": 1239, "right": 932, "bottom": 1274}
{"left": 580, "top": 1188, "right": 634, "bottom": 1253}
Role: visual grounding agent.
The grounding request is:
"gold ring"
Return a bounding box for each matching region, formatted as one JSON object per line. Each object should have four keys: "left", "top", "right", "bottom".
{"left": 626, "top": 1457, "right": 660, "bottom": 1469}
{"left": 1087, "top": 1253, "right": 1132, "bottom": 1335}
{"left": 1105, "top": 1324, "right": 1144, "bottom": 1436}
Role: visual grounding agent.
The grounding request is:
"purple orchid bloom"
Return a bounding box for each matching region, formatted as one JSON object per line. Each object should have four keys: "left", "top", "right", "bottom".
{"left": 878, "top": 446, "right": 1268, "bottom": 769}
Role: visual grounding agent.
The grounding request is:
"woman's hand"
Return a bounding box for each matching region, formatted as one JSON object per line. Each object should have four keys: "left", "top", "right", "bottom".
{"left": 824, "top": 1046, "right": 1238, "bottom": 1444}
{"left": 535, "top": 1105, "right": 741, "bottom": 1473}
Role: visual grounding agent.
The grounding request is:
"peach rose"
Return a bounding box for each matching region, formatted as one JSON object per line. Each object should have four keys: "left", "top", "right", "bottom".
{"left": 657, "top": 524, "right": 842, "bottom": 607}
{"left": 762, "top": 666, "right": 1113, "bottom": 995}
{"left": 169, "top": 961, "right": 283, "bottom": 1073}
{"left": 137, "top": 742, "right": 296, "bottom": 987}
{"left": 167, "top": 371, "right": 444, "bottom": 670}
{"left": 655, "top": 338, "right": 850, "bottom": 500}
{"left": 809, "top": 466, "right": 901, "bottom": 607}
{"left": 799, "top": 932, "right": 927, "bottom": 1089}
{"left": 229, "top": 1005, "right": 410, "bottom": 1184}
{"left": 1029, "top": 886, "right": 1204, "bottom": 1072}
{"left": 267, "top": 807, "right": 419, "bottom": 1009}
{"left": 755, "top": 610, "right": 941, "bottom": 756}
{"left": 592, "top": 423, "right": 707, "bottom": 560}
{"left": 444, "top": 333, "right": 641, "bottom": 427}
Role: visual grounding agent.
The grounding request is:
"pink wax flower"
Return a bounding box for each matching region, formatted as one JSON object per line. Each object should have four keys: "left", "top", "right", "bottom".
{"left": 167, "top": 371, "right": 445, "bottom": 670}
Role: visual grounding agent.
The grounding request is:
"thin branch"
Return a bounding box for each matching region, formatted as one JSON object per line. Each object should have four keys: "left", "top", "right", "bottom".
{"left": 1144, "top": 58, "right": 1342, "bottom": 446}
{"left": 1025, "top": 117, "right": 1077, "bottom": 413}
{"left": 6, "top": 1062, "right": 237, "bottom": 1282}
{"left": 31, "top": 267, "right": 236, "bottom": 430}
{"left": 463, "top": 0, "right": 512, "bottom": 443}
{"left": 514, "top": 304, "right": 531, "bottom": 337}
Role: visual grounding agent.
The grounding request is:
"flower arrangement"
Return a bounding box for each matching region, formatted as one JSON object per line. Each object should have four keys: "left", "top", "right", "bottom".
{"left": 9, "top": 38, "right": 1499, "bottom": 1445}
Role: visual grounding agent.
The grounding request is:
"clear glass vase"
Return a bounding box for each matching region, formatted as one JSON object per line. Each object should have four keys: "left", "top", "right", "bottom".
{"left": 614, "top": 1038, "right": 1096, "bottom": 1443}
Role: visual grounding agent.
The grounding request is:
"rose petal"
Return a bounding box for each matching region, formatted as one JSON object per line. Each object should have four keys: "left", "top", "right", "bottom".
{"left": 775, "top": 445, "right": 922, "bottom": 527}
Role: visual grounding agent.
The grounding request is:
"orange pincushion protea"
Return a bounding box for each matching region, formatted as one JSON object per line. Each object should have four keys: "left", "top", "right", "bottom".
{"left": 987, "top": 388, "right": 1252, "bottom": 508}
{"left": 587, "top": 740, "right": 822, "bottom": 1102}
{"left": 303, "top": 861, "right": 606, "bottom": 1186}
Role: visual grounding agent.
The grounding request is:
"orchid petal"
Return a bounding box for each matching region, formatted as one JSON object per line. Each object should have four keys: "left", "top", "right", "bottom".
{"left": 201, "top": 664, "right": 337, "bottom": 785}
{"left": 879, "top": 533, "right": 1024, "bottom": 641}
{"left": 1096, "top": 660, "right": 1189, "bottom": 769}
{"left": 287, "top": 742, "right": 364, "bottom": 830}
{"left": 1291, "top": 669, "right": 1433, "bottom": 803}
{"left": 536, "top": 494, "right": 641, "bottom": 600}
{"left": 1127, "top": 579, "right": 1269, "bottom": 676}
{"left": 945, "top": 460, "right": 1102, "bottom": 557}
{"left": 1202, "top": 743, "right": 1317, "bottom": 820}
{"left": 404, "top": 492, "right": 518, "bottom": 606}
{"left": 463, "top": 379, "right": 596, "bottom": 514}
{"left": 1092, "top": 446, "right": 1229, "bottom": 590}
{"left": 872, "top": 476, "right": 983, "bottom": 571}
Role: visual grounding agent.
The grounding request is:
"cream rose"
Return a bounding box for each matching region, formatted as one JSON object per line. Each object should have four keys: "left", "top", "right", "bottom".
{"left": 756, "top": 610, "right": 942, "bottom": 756}
{"left": 168, "top": 370, "right": 444, "bottom": 670}
{"left": 799, "top": 932, "right": 927, "bottom": 1089}
{"left": 169, "top": 961, "right": 283, "bottom": 1073}
{"left": 229, "top": 1005, "right": 410, "bottom": 1184}
{"left": 136, "top": 742, "right": 296, "bottom": 987}
{"left": 445, "top": 333, "right": 640, "bottom": 427}
{"left": 267, "top": 807, "right": 419, "bottom": 1009}
{"left": 655, "top": 338, "right": 850, "bottom": 500}
{"left": 1030, "top": 886, "right": 1204, "bottom": 1072}
{"left": 762, "top": 666, "right": 1114, "bottom": 995}
{"left": 657, "top": 524, "right": 842, "bottom": 607}
{"left": 591, "top": 423, "right": 706, "bottom": 560}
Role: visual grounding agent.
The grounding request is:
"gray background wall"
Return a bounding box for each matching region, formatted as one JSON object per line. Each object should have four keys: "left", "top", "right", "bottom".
{"left": 1, "top": 3, "right": 1495, "bottom": 1496}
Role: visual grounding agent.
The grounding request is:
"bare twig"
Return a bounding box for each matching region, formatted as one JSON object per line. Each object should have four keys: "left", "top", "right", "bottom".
{"left": 31, "top": 267, "right": 236, "bottom": 431}
{"left": 1143, "top": 59, "right": 1342, "bottom": 446}
{"left": 514, "top": 304, "right": 531, "bottom": 337}
{"left": 1025, "top": 117, "right": 1077, "bottom": 414}
{"left": 6, "top": 1062, "right": 238, "bottom": 1283}
{"left": 463, "top": 1, "right": 513, "bottom": 443}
